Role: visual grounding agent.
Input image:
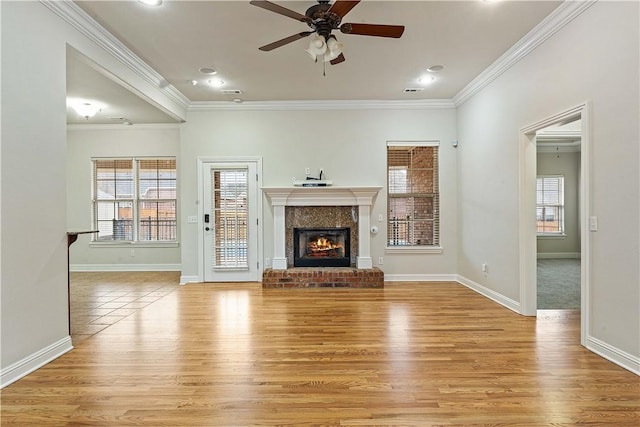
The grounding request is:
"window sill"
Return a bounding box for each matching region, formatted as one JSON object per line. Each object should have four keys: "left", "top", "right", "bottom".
{"left": 386, "top": 246, "right": 443, "bottom": 254}
{"left": 537, "top": 234, "right": 566, "bottom": 239}
{"left": 90, "top": 241, "right": 179, "bottom": 248}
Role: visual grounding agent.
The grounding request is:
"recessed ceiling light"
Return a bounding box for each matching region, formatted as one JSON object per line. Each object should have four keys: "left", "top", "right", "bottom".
{"left": 138, "top": 0, "right": 162, "bottom": 6}
{"left": 233, "top": 98, "right": 243, "bottom": 104}
{"left": 427, "top": 65, "right": 444, "bottom": 73}
{"left": 418, "top": 75, "right": 436, "bottom": 85}
{"left": 191, "top": 80, "right": 198, "bottom": 86}
{"left": 208, "top": 79, "right": 225, "bottom": 88}
{"left": 199, "top": 67, "right": 217, "bottom": 75}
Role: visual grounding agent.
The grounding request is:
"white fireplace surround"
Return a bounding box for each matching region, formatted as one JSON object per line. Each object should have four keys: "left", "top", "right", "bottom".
{"left": 262, "top": 186, "right": 382, "bottom": 270}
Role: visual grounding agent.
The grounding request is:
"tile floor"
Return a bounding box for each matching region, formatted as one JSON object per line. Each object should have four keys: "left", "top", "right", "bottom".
{"left": 69, "top": 271, "right": 180, "bottom": 344}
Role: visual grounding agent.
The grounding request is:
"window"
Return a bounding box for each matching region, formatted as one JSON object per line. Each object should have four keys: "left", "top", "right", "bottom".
{"left": 387, "top": 142, "right": 439, "bottom": 247}
{"left": 93, "top": 158, "right": 177, "bottom": 242}
{"left": 536, "top": 175, "right": 564, "bottom": 235}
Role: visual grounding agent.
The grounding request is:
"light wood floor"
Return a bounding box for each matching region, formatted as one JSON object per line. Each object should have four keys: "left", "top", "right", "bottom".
{"left": 2, "top": 273, "right": 639, "bottom": 426}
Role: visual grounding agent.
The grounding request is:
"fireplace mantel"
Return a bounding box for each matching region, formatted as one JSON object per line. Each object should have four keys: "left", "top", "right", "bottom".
{"left": 263, "top": 186, "right": 382, "bottom": 270}
{"left": 262, "top": 186, "right": 381, "bottom": 207}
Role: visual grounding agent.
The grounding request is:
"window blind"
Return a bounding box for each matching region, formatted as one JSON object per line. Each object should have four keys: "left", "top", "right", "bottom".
{"left": 92, "top": 157, "right": 177, "bottom": 242}
{"left": 137, "top": 159, "right": 177, "bottom": 241}
{"left": 387, "top": 144, "right": 439, "bottom": 246}
{"left": 536, "top": 175, "right": 565, "bottom": 234}
{"left": 93, "top": 159, "right": 134, "bottom": 241}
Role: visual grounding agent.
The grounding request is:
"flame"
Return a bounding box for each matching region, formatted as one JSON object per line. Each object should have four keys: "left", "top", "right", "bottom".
{"left": 307, "top": 236, "right": 344, "bottom": 256}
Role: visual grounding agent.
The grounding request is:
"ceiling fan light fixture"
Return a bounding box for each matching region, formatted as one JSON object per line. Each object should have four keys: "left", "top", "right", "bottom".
{"left": 325, "top": 36, "right": 343, "bottom": 61}
{"left": 305, "top": 49, "right": 318, "bottom": 62}
{"left": 305, "top": 35, "right": 327, "bottom": 61}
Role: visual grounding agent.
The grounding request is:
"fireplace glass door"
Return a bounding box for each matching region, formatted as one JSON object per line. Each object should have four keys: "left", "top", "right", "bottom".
{"left": 294, "top": 228, "right": 350, "bottom": 267}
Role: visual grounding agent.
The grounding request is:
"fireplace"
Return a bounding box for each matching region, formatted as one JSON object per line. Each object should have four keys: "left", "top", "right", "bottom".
{"left": 294, "top": 227, "right": 350, "bottom": 267}
{"left": 262, "top": 186, "right": 381, "bottom": 270}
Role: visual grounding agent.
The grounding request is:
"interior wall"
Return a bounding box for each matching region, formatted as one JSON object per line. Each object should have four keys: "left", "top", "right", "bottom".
{"left": 1, "top": 1, "right": 185, "bottom": 380}
{"left": 536, "top": 151, "right": 580, "bottom": 256}
{"left": 457, "top": 1, "right": 639, "bottom": 359}
{"left": 179, "top": 108, "right": 458, "bottom": 281}
{"left": 67, "top": 126, "right": 181, "bottom": 269}
{"left": 1, "top": 1, "right": 70, "bottom": 372}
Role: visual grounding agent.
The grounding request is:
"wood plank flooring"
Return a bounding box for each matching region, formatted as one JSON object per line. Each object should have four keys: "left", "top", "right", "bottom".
{"left": 2, "top": 273, "right": 639, "bottom": 426}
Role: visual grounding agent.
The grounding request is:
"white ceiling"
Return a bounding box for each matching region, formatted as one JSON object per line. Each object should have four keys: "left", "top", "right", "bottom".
{"left": 68, "top": 0, "right": 562, "bottom": 124}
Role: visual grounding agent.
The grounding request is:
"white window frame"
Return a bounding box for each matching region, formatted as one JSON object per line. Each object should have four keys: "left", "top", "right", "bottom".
{"left": 386, "top": 141, "right": 442, "bottom": 254}
{"left": 536, "top": 175, "right": 565, "bottom": 237}
{"left": 91, "top": 157, "right": 178, "bottom": 246}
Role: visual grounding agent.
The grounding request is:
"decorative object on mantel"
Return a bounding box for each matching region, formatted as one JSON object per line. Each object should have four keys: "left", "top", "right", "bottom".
{"left": 293, "top": 180, "right": 333, "bottom": 187}
{"left": 292, "top": 169, "right": 333, "bottom": 186}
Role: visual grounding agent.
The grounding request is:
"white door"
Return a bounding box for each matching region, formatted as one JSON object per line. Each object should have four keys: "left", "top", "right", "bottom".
{"left": 203, "top": 162, "right": 259, "bottom": 282}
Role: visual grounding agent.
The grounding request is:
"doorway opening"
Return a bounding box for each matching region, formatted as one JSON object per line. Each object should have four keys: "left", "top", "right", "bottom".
{"left": 535, "top": 120, "right": 582, "bottom": 311}
{"left": 519, "top": 104, "right": 590, "bottom": 346}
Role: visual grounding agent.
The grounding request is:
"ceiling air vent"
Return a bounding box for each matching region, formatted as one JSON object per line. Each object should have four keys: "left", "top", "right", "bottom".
{"left": 403, "top": 88, "right": 424, "bottom": 93}
{"left": 221, "top": 89, "right": 242, "bottom": 95}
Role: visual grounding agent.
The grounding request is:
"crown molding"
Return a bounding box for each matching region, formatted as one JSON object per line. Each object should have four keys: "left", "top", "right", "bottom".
{"left": 452, "top": 0, "right": 597, "bottom": 107}
{"left": 67, "top": 123, "right": 181, "bottom": 131}
{"left": 43, "top": 0, "right": 596, "bottom": 114}
{"left": 41, "top": 0, "right": 190, "bottom": 111}
{"left": 188, "top": 99, "right": 456, "bottom": 111}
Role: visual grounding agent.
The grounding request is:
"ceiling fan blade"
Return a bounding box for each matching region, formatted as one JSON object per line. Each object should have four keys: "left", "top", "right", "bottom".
{"left": 340, "top": 23, "right": 405, "bottom": 38}
{"left": 327, "top": 0, "right": 360, "bottom": 19}
{"left": 330, "top": 53, "right": 346, "bottom": 65}
{"left": 258, "top": 31, "right": 314, "bottom": 51}
{"left": 249, "top": 0, "right": 311, "bottom": 23}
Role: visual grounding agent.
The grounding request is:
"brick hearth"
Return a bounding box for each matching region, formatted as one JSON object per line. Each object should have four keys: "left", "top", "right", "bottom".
{"left": 262, "top": 267, "right": 384, "bottom": 289}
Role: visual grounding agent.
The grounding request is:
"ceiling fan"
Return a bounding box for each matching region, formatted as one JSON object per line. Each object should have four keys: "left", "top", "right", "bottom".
{"left": 250, "top": 0, "right": 405, "bottom": 65}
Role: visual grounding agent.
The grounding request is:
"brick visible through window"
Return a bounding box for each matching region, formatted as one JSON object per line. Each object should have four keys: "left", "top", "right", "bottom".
{"left": 387, "top": 143, "right": 439, "bottom": 246}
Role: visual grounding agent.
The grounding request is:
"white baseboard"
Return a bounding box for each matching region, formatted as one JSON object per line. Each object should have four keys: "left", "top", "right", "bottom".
{"left": 179, "top": 275, "right": 201, "bottom": 285}
{"left": 1, "top": 336, "right": 73, "bottom": 388}
{"left": 537, "top": 252, "right": 581, "bottom": 259}
{"left": 456, "top": 275, "right": 521, "bottom": 313}
{"left": 70, "top": 263, "right": 181, "bottom": 272}
{"left": 384, "top": 273, "right": 458, "bottom": 282}
{"left": 587, "top": 336, "right": 640, "bottom": 376}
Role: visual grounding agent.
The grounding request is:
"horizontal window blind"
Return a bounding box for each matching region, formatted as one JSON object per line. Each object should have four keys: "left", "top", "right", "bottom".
{"left": 387, "top": 144, "right": 439, "bottom": 246}
{"left": 92, "top": 157, "right": 177, "bottom": 242}
{"left": 93, "top": 159, "right": 134, "bottom": 241}
{"left": 536, "top": 175, "right": 564, "bottom": 234}
{"left": 212, "top": 168, "right": 249, "bottom": 269}
{"left": 137, "top": 159, "right": 177, "bottom": 241}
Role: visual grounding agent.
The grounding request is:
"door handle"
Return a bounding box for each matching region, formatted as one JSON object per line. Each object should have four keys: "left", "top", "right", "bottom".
{"left": 205, "top": 227, "right": 210, "bottom": 231}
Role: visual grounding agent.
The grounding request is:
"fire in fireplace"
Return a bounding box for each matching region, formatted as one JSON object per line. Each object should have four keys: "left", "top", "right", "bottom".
{"left": 293, "top": 227, "right": 351, "bottom": 267}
